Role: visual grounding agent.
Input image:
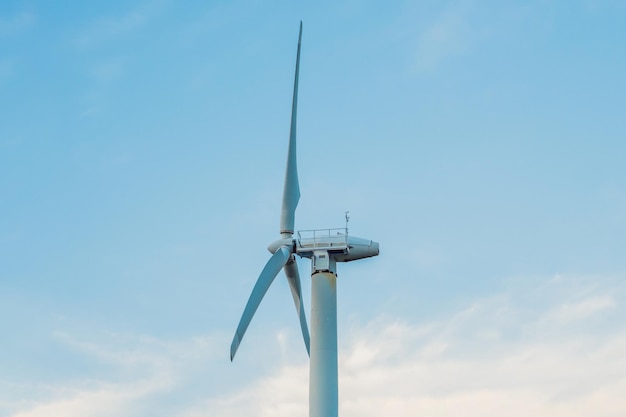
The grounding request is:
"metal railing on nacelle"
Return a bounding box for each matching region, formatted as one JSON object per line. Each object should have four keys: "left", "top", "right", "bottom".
{"left": 296, "top": 228, "right": 348, "bottom": 251}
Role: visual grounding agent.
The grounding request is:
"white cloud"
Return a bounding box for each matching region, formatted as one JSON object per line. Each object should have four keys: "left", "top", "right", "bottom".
{"left": 542, "top": 295, "right": 616, "bottom": 323}
{"left": 2, "top": 333, "right": 220, "bottom": 417}
{"left": 196, "top": 274, "right": 626, "bottom": 417}
{"left": 4, "top": 274, "right": 625, "bottom": 417}
{"left": 10, "top": 378, "right": 173, "bottom": 417}
{"left": 182, "top": 364, "right": 309, "bottom": 417}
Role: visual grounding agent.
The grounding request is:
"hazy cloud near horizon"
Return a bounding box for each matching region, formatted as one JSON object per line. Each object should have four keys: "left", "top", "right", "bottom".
{"left": 4, "top": 273, "right": 624, "bottom": 417}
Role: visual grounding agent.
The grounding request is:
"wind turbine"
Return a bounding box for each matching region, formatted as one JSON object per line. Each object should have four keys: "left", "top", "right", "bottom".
{"left": 230, "top": 22, "right": 379, "bottom": 417}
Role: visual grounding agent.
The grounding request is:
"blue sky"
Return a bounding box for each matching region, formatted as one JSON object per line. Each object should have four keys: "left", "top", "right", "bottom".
{"left": 1, "top": 0, "right": 625, "bottom": 416}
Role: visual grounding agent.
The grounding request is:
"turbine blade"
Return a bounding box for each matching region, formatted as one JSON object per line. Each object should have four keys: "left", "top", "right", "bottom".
{"left": 230, "top": 246, "right": 291, "bottom": 361}
{"left": 280, "top": 21, "right": 302, "bottom": 235}
{"left": 284, "top": 257, "right": 310, "bottom": 356}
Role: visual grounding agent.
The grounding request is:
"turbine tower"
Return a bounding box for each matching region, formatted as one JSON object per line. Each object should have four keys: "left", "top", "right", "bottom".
{"left": 230, "top": 22, "right": 379, "bottom": 417}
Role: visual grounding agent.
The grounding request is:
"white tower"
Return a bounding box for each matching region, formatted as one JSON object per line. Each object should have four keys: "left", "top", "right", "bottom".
{"left": 229, "top": 22, "right": 379, "bottom": 417}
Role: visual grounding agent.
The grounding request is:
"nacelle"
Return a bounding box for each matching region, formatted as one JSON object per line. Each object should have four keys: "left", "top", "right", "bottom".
{"left": 334, "top": 235, "right": 379, "bottom": 262}
{"left": 294, "top": 229, "right": 379, "bottom": 263}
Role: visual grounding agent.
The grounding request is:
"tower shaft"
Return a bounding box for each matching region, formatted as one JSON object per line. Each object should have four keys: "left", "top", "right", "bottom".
{"left": 309, "top": 271, "right": 338, "bottom": 417}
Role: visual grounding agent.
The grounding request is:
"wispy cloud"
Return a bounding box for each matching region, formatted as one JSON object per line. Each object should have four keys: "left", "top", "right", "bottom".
{"left": 182, "top": 364, "right": 309, "bottom": 417}
{"left": 196, "top": 273, "right": 626, "bottom": 417}
{"left": 542, "top": 295, "right": 616, "bottom": 323}
{"left": 414, "top": 4, "right": 473, "bottom": 71}
{"left": 0, "top": 12, "right": 36, "bottom": 36}
{"left": 73, "top": 1, "right": 164, "bottom": 49}
{"left": 2, "top": 333, "right": 220, "bottom": 417}
{"left": 10, "top": 378, "right": 173, "bottom": 417}
{"left": 4, "top": 273, "right": 624, "bottom": 417}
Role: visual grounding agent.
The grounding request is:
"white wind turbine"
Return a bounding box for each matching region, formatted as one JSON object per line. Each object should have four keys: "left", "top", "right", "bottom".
{"left": 230, "top": 22, "right": 379, "bottom": 417}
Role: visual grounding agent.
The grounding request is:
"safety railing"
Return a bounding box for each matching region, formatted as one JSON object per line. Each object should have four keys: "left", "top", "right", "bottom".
{"left": 296, "top": 228, "right": 348, "bottom": 251}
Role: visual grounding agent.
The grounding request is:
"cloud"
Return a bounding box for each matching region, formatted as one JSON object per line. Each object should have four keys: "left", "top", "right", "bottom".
{"left": 10, "top": 378, "right": 172, "bottom": 417}
{"left": 2, "top": 333, "right": 220, "bottom": 417}
{"left": 336, "top": 321, "right": 626, "bottom": 416}
{"left": 182, "top": 364, "right": 309, "bottom": 417}
{"left": 3, "top": 273, "right": 624, "bottom": 417}
{"left": 194, "top": 273, "right": 626, "bottom": 417}
{"left": 0, "top": 12, "right": 36, "bottom": 36}
{"left": 542, "top": 295, "right": 616, "bottom": 323}
{"left": 414, "top": 4, "right": 473, "bottom": 71}
{"left": 73, "top": 1, "right": 164, "bottom": 48}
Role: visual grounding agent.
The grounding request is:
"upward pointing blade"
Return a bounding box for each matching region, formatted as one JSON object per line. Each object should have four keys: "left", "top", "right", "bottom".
{"left": 230, "top": 246, "right": 291, "bottom": 361}
{"left": 280, "top": 21, "right": 302, "bottom": 235}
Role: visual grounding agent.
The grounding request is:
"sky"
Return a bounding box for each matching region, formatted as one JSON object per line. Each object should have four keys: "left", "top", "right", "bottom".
{"left": 1, "top": 0, "right": 625, "bottom": 416}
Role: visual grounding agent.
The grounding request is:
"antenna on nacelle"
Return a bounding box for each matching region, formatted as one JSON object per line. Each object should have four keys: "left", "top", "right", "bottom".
{"left": 345, "top": 211, "right": 350, "bottom": 233}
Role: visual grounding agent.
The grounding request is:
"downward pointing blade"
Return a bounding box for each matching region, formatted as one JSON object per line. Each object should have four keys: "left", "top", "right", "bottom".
{"left": 230, "top": 246, "right": 291, "bottom": 361}
{"left": 280, "top": 21, "right": 302, "bottom": 235}
{"left": 284, "top": 257, "right": 310, "bottom": 355}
